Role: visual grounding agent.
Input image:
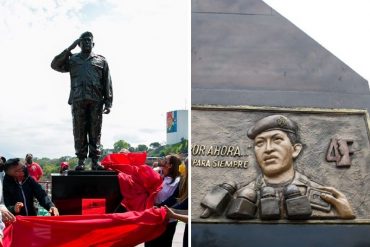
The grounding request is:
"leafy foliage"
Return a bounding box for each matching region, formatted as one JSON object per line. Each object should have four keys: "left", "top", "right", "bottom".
{"left": 113, "top": 140, "right": 131, "bottom": 153}
{"left": 147, "top": 139, "right": 188, "bottom": 157}
{"left": 33, "top": 138, "right": 188, "bottom": 181}
{"left": 149, "top": 142, "right": 161, "bottom": 149}
{"left": 137, "top": 144, "right": 148, "bottom": 152}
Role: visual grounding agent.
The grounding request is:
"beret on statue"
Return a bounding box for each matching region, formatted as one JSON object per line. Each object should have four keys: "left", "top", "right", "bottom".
{"left": 247, "top": 115, "right": 298, "bottom": 139}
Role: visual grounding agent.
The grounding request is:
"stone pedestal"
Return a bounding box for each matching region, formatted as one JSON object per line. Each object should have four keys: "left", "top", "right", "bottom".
{"left": 51, "top": 171, "right": 122, "bottom": 215}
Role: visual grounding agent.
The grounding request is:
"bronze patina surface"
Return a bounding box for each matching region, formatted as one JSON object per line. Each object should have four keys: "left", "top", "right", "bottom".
{"left": 51, "top": 32, "right": 113, "bottom": 171}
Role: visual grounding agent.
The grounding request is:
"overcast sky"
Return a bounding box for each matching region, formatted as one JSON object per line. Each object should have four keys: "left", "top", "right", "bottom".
{"left": 1, "top": 1, "right": 369, "bottom": 159}
{"left": 0, "top": 0, "right": 189, "bottom": 158}
{"left": 264, "top": 0, "right": 370, "bottom": 83}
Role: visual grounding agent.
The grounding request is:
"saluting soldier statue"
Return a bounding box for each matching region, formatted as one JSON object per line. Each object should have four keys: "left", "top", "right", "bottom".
{"left": 51, "top": 31, "right": 113, "bottom": 171}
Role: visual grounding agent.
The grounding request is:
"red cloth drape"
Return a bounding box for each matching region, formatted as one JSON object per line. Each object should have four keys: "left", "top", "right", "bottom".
{"left": 101, "top": 152, "right": 147, "bottom": 167}
{"left": 3, "top": 153, "right": 165, "bottom": 246}
{"left": 101, "top": 153, "right": 163, "bottom": 211}
{"left": 3, "top": 207, "right": 167, "bottom": 247}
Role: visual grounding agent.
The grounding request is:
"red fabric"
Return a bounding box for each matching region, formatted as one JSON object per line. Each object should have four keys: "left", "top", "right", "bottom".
{"left": 82, "top": 199, "right": 106, "bottom": 215}
{"left": 101, "top": 153, "right": 163, "bottom": 211}
{"left": 3, "top": 207, "right": 167, "bottom": 247}
{"left": 27, "top": 162, "right": 43, "bottom": 182}
{"left": 101, "top": 152, "right": 147, "bottom": 167}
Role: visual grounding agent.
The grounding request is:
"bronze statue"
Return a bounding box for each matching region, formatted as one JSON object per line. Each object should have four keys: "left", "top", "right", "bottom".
{"left": 201, "top": 115, "right": 355, "bottom": 220}
{"left": 51, "top": 32, "right": 113, "bottom": 171}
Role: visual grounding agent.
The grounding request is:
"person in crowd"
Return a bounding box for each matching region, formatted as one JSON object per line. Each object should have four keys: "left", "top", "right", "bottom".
{"left": 171, "top": 158, "right": 188, "bottom": 247}
{"left": 152, "top": 161, "right": 163, "bottom": 176}
{"left": 152, "top": 161, "right": 158, "bottom": 167}
{"left": 119, "top": 148, "right": 130, "bottom": 154}
{"left": 0, "top": 156, "right": 11, "bottom": 245}
{"left": 178, "top": 161, "right": 186, "bottom": 177}
{"left": 60, "top": 161, "right": 70, "bottom": 175}
{"left": 145, "top": 155, "right": 181, "bottom": 247}
{"left": 3, "top": 158, "right": 59, "bottom": 216}
{"left": 0, "top": 222, "right": 3, "bottom": 246}
{"left": 165, "top": 205, "right": 188, "bottom": 224}
{"left": 25, "top": 153, "right": 43, "bottom": 182}
{"left": 0, "top": 156, "right": 16, "bottom": 223}
{"left": 179, "top": 157, "right": 186, "bottom": 177}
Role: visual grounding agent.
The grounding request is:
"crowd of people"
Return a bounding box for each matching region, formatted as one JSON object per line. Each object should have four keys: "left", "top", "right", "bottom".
{"left": 147, "top": 155, "right": 188, "bottom": 247}
{"left": 0, "top": 153, "right": 58, "bottom": 245}
{"left": 0, "top": 153, "right": 188, "bottom": 247}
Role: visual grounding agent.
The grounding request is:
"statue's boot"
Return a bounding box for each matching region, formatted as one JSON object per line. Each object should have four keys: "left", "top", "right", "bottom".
{"left": 91, "top": 158, "right": 105, "bottom": 170}
{"left": 75, "top": 159, "right": 85, "bottom": 171}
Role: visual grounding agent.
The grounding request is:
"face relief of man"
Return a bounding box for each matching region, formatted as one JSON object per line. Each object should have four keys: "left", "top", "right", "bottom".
{"left": 244, "top": 115, "right": 355, "bottom": 219}
{"left": 253, "top": 129, "right": 303, "bottom": 186}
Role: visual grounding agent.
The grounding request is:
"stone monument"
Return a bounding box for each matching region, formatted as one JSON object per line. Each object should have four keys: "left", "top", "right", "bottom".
{"left": 192, "top": 0, "right": 370, "bottom": 246}
{"left": 50, "top": 32, "right": 119, "bottom": 215}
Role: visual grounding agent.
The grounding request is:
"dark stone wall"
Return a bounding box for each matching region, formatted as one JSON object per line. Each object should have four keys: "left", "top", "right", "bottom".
{"left": 192, "top": 0, "right": 370, "bottom": 110}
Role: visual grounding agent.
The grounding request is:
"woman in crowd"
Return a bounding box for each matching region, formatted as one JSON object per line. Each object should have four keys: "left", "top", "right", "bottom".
{"left": 2, "top": 158, "right": 59, "bottom": 216}
{"left": 170, "top": 157, "right": 188, "bottom": 247}
{"left": 145, "top": 155, "right": 181, "bottom": 247}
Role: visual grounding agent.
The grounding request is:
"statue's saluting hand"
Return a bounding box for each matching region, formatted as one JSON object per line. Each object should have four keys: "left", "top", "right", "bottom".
{"left": 67, "top": 38, "right": 81, "bottom": 52}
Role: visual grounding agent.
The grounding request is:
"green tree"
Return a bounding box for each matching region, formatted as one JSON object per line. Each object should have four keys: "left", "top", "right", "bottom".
{"left": 113, "top": 140, "right": 131, "bottom": 153}
{"left": 42, "top": 163, "right": 59, "bottom": 179}
{"left": 101, "top": 148, "right": 113, "bottom": 159}
{"left": 148, "top": 145, "right": 165, "bottom": 157}
{"left": 68, "top": 157, "right": 79, "bottom": 169}
{"left": 137, "top": 144, "right": 148, "bottom": 152}
{"left": 150, "top": 142, "right": 161, "bottom": 149}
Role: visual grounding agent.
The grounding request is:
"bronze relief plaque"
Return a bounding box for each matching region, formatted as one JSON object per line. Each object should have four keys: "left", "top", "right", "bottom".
{"left": 192, "top": 105, "right": 370, "bottom": 223}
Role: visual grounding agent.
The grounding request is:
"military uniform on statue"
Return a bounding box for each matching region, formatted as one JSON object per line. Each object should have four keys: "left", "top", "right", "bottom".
{"left": 51, "top": 31, "right": 113, "bottom": 171}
